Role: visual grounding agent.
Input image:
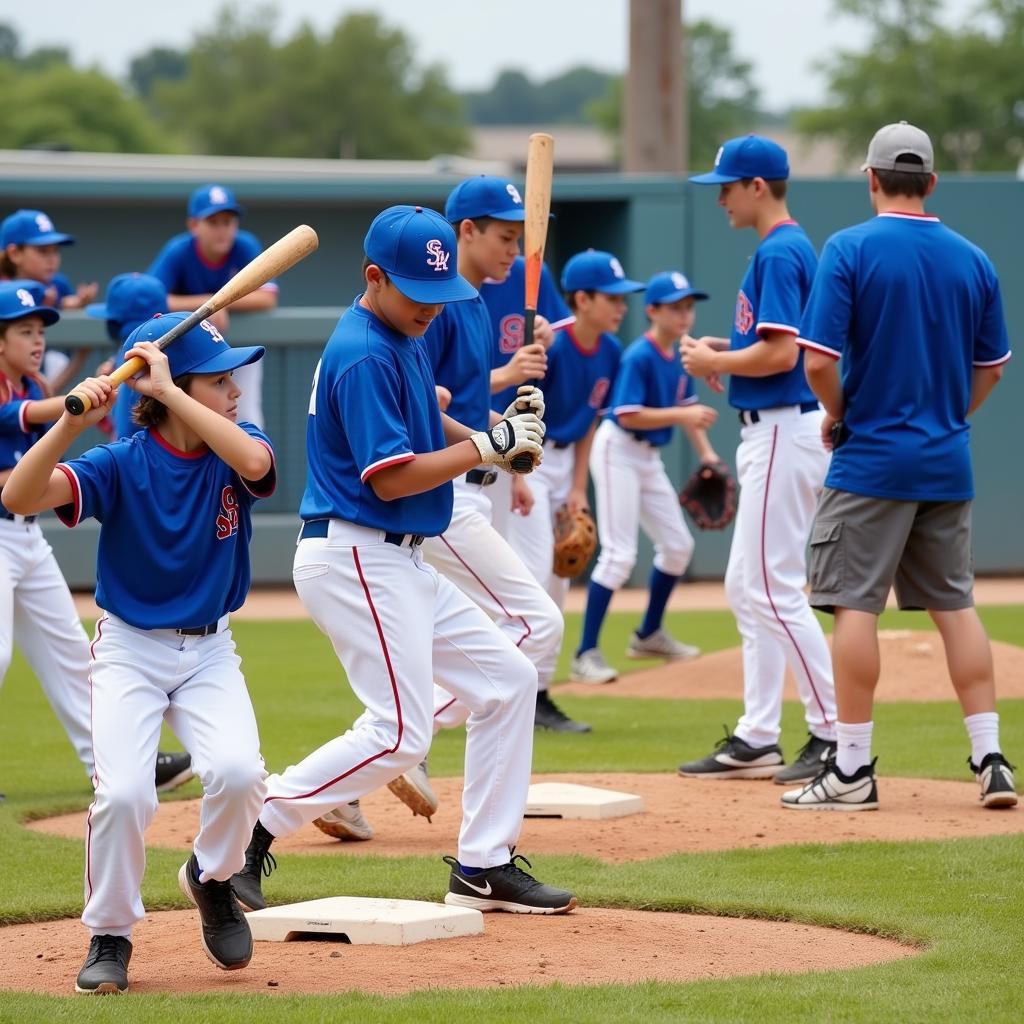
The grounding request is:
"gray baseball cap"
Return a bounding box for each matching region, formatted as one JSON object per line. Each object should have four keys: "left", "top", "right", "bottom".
{"left": 861, "top": 121, "right": 934, "bottom": 173}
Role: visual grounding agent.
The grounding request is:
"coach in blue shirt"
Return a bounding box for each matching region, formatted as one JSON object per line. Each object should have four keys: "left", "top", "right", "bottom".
{"left": 786, "top": 121, "right": 1017, "bottom": 813}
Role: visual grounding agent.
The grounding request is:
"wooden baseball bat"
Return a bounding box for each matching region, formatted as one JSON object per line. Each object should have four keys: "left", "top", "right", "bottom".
{"left": 65, "top": 223, "right": 319, "bottom": 415}
{"left": 511, "top": 132, "right": 555, "bottom": 473}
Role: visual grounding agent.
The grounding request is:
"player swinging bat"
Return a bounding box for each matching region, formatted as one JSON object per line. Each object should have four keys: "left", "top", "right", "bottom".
{"left": 65, "top": 223, "right": 319, "bottom": 415}
{"left": 510, "top": 132, "right": 555, "bottom": 473}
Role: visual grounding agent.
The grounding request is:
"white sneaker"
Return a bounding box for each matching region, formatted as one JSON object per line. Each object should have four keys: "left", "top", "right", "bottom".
{"left": 313, "top": 800, "right": 374, "bottom": 841}
{"left": 569, "top": 648, "right": 618, "bottom": 685}
{"left": 626, "top": 628, "right": 701, "bottom": 661}
{"left": 781, "top": 758, "right": 879, "bottom": 811}
{"left": 387, "top": 759, "right": 439, "bottom": 820}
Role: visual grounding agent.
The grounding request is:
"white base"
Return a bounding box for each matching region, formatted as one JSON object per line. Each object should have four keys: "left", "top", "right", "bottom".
{"left": 246, "top": 896, "right": 484, "bottom": 944}
{"left": 524, "top": 781, "right": 645, "bottom": 819}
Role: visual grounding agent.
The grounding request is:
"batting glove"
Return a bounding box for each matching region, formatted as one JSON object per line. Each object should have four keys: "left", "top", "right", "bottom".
{"left": 470, "top": 413, "right": 544, "bottom": 467}
{"left": 503, "top": 384, "right": 546, "bottom": 424}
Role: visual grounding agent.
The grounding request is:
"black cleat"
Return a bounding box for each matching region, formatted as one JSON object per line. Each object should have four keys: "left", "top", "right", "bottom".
{"left": 155, "top": 751, "right": 193, "bottom": 793}
{"left": 535, "top": 691, "right": 591, "bottom": 733}
{"left": 178, "top": 853, "right": 253, "bottom": 970}
{"left": 442, "top": 854, "right": 578, "bottom": 914}
{"left": 230, "top": 820, "right": 276, "bottom": 912}
{"left": 970, "top": 752, "right": 1018, "bottom": 808}
{"left": 75, "top": 934, "right": 132, "bottom": 994}
{"left": 678, "top": 727, "right": 783, "bottom": 780}
{"left": 773, "top": 733, "right": 838, "bottom": 785}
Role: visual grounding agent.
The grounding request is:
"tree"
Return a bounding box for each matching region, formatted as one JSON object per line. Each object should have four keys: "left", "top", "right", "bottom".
{"left": 796, "top": 0, "right": 1024, "bottom": 171}
{"left": 129, "top": 47, "right": 189, "bottom": 99}
{"left": 588, "top": 19, "right": 760, "bottom": 169}
{"left": 464, "top": 66, "right": 615, "bottom": 125}
{"left": 149, "top": 5, "right": 468, "bottom": 159}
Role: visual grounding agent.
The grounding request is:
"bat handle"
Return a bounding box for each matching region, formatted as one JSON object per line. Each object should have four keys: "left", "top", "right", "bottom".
{"left": 65, "top": 393, "right": 87, "bottom": 416}
{"left": 523, "top": 307, "right": 536, "bottom": 348}
{"left": 510, "top": 453, "right": 535, "bottom": 474}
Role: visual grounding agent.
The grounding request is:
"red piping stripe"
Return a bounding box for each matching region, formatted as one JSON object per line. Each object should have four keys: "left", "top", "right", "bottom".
{"left": 433, "top": 696, "right": 457, "bottom": 720}
{"left": 759, "top": 426, "right": 830, "bottom": 723}
{"left": 264, "top": 547, "right": 404, "bottom": 803}
{"left": 82, "top": 615, "right": 107, "bottom": 915}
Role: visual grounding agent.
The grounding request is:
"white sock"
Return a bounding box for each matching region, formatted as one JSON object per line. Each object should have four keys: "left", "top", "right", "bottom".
{"left": 964, "top": 711, "right": 1001, "bottom": 767}
{"left": 835, "top": 720, "right": 873, "bottom": 776}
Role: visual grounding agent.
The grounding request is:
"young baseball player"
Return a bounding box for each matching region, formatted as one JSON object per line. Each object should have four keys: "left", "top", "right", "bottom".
{"left": 3, "top": 312, "right": 275, "bottom": 993}
{"left": 785, "top": 121, "right": 1017, "bottom": 811}
{"left": 229, "top": 205, "right": 576, "bottom": 916}
{"left": 577, "top": 271, "right": 718, "bottom": 677}
{"left": 86, "top": 273, "right": 170, "bottom": 438}
{"left": 147, "top": 184, "right": 277, "bottom": 427}
{"left": 0, "top": 283, "right": 191, "bottom": 799}
{"left": 503, "top": 249, "right": 639, "bottom": 687}
{"left": 679, "top": 135, "right": 838, "bottom": 784}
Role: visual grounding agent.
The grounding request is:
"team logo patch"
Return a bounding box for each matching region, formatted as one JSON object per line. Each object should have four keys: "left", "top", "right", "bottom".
{"left": 35, "top": 213, "right": 55, "bottom": 233}
{"left": 209, "top": 185, "right": 229, "bottom": 206}
{"left": 426, "top": 239, "right": 450, "bottom": 273}
{"left": 490, "top": 422, "right": 511, "bottom": 453}
{"left": 200, "top": 319, "right": 225, "bottom": 343}
{"left": 609, "top": 257, "right": 625, "bottom": 279}
{"left": 498, "top": 313, "right": 524, "bottom": 354}
{"left": 16, "top": 288, "right": 35, "bottom": 308}
{"left": 735, "top": 290, "right": 754, "bottom": 334}
{"left": 216, "top": 485, "right": 239, "bottom": 540}
{"left": 589, "top": 377, "right": 610, "bottom": 409}
{"left": 671, "top": 271, "right": 689, "bottom": 290}
{"left": 506, "top": 183, "right": 523, "bottom": 204}
{"left": 675, "top": 376, "right": 690, "bottom": 404}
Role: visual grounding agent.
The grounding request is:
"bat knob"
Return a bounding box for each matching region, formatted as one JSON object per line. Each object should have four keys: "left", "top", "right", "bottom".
{"left": 510, "top": 453, "right": 534, "bottom": 474}
{"left": 65, "top": 394, "right": 86, "bottom": 416}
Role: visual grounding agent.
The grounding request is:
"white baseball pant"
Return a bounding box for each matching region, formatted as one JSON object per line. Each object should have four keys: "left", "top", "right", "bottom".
{"left": 0, "top": 518, "right": 93, "bottom": 775}
{"left": 589, "top": 420, "right": 695, "bottom": 590}
{"left": 725, "top": 406, "right": 837, "bottom": 746}
{"left": 266, "top": 520, "right": 536, "bottom": 868}
{"left": 82, "top": 614, "right": 266, "bottom": 936}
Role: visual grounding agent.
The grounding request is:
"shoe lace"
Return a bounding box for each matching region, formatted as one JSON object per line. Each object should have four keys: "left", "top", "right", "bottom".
{"left": 201, "top": 876, "right": 247, "bottom": 928}
{"left": 89, "top": 934, "right": 127, "bottom": 965}
{"left": 501, "top": 854, "right": 540, "bottom": 888}
{"left": 712, "top": 725, "right": 735, "bottom": 751}
{"left": 243, "top": 827, "right": 277, "bottom": 879}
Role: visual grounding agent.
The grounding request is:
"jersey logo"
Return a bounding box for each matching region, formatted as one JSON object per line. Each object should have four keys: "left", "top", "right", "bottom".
{"left": 498, "top": 313, "right": 524, "bottom": 354}
{"left": 216, "top": 485, "right": 239, "bottom": 540}
{"left": 426, "top": 239, "right": 450, "bottom": 273}
{"left": 675, "top": 376, "right": 690, "bottom": 404}
{"left": 16, "top": 288, "right": 36, "bottom": 308}
{"left": 200, "top": 319, "right": 226, "bottom": 344}
{"left": 735, "top": 290, "right": 754, "bottom": 334}
{"left": 589, "top": 377, "right": 610, "bottom": 409}
{"left": 506, "top": 183, "right": 523, "bottom": 205}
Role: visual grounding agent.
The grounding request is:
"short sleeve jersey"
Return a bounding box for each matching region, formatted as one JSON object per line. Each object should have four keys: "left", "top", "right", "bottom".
{"left": 425, "top": 294, "right": 493, "bottom": 431}
{"left": 799, "top": 212, "right": 1011, "bottom": 501}
{"left": 608, "top": 334, "right": 697, "bottom": 447}
{"left": 0, "top": 376, "right": 47, "bottom": 516}
{"left": 482, "top": 257, "right": 574, "bottom": 414}
{"left": 56, "top": 424, "right": 276, "bottom": 630}
{"left": 543, "top": 325, "right": 622, "bottom": 445}
{"left": 147, "top": 231, "right": 279, "bottom": 296}
{"left": 728, "top": 221, "right": 818, "bottom": 411}
{"left": 300, "top": 299, "right": 453, "bottom": 536}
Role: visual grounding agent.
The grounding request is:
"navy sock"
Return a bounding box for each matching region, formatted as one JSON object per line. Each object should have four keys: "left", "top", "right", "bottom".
{"left": 637, "top": 567, "right": 679, "bottom": 639}
{"left": 458, "top": 862, "right": 485, "bottom": 876}
{"left": 577, "top": 580, "right": 615, "bottom": 656}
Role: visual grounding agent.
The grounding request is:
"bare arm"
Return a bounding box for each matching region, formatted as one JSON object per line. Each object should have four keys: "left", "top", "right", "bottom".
{"left": 968, "top": 364, "right": 1004, "bottom": 415}
{"left": 681, "top": 423, "right": 719, "bottom": 463}
{"left": 802, "top": 349, "right": 844, "bottom": 420}
{"left": 567, "top": 419, "right": 598, "bottom": 513}
{"left": 617, "top": 403, "right": 717, "bottom": 432}
{"left": 683, "top": 330, "right": 799, "bottom": 379}
{"left": 23, "top": 395, "right": 75, "bottom": 425}
{"left": 369, "top": 442, "right": 483, "bottom": 501}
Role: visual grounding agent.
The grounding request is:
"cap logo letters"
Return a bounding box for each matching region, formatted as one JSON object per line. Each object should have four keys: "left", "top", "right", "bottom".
{"left": 35, "top": 213, "right": 54, "bottom": 233}
{"left": 209, "top": 186, "right": 228, "bottom": 205}
{"left": 713, "top": 145, "right": 724, "bottom": 167}
{"left": 426, "top": 239, "right": 450, "bottom": 273}
{"left": 506, "top": 183, "right": 523, "bottom": 204}
{"left": 200, "top": 319, "right": 226, "bottom": 344}
{"left": 16, "top": 288, "right": 35, "bottom": 308}
{"left": 671, "top": 272, "right": 689, "bottom": 289}
{"left": 609, "top": 257, "right": 625, "bottom": 279}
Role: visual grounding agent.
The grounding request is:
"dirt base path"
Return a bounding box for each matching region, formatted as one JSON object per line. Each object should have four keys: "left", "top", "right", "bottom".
{"left": 0, "top": 906, "right": 916, "bottom": 998}
{"left": 28, "top": 772, "right": 1019, "bottom": 864}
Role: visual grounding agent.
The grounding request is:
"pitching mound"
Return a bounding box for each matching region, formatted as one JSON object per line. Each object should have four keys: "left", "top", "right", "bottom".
{"left": 555, "top": 631, "right": 1024, "bottom": 702}
{"left": 28, "top": 772, "right": 1019, "bottom": 864}
{"left": 0, "top": 906, "right": 915, "bottom": 997}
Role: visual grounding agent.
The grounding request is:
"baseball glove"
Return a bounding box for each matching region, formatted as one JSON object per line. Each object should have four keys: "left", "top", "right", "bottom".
{"left": 552, "top": 505, "right": 597, "bottom": 578}
{"left": 679, "top": 460, "right": 737, "bottom": 530}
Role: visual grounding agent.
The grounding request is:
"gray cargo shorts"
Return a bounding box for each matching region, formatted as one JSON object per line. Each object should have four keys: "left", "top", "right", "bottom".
{"left": 808, "top": 487, "right": 974, "bottom": 614}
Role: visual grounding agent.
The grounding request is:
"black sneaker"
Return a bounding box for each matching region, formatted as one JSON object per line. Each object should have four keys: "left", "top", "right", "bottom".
{"left": 780, "top": 757, "right": 879, "bottom": 811}
{"left": 678, "top": 727, "right": 784, "bottom": 779}
{"left": 970, "top": 752, "right": 1018, "bottom": 808}
{"left": 155, "top": 751, "right": 193, "bottom": 793}
{"left": 178, "top": 853, "right": 253, "bottom": 970}
{"left": 535, "top": 691, "right": 592, "bottom": 733}
{"left": 75, "top": 934, "right": 132, "bottom": 994}
{"left": 230, "top": 820, "right": 276, "bottom": 912}
{"left": 442, "top": 854, "right": 577, "bottom": 914}
{"left": 773, "top": 733, "right": 838, "bottom": 785}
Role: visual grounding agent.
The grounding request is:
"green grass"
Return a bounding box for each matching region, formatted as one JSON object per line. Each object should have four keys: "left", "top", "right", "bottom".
{"left": 0, "top": 607, "right": 1022, "bottom": 1022}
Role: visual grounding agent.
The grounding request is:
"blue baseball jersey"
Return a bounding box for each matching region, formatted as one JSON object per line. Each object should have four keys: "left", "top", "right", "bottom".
{"left": 799, "top": 212, "right": 1011, "bottom": 502}
{"left": 300, "top": 299, "right": 453, "bottom": 536}
{"left": 482, "top": 257, "right": 574, "bottom": 414}
{"left": 147, "top": 230, "right": 278, "bottom": 296}
{"left": 0, "top": 376, "right": 47, "bottom": 517}
{"left": 728, "top": 220, "right": 818, "bottom": 411}
{"left": 56, "top": 424, "right": 275, "bottom": 630}
{"left": 608, "top": 334, "right": 697, "bottom": 447}
{"left": 111, "top": 386, "right": 139, "bottom": 440}
{"left": 543, "top": 325, "right": 622, "bottom": 445}
{"left": 425, "top": 294, "right": 493, "bottom": 431}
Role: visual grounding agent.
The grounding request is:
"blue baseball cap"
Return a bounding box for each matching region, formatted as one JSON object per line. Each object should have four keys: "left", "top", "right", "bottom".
{"left": 0, "top": 281, "right": 60, "bottom": 325}
{"left": 561, "top": 250, "right": 645, "bottom": 295}
{"left": 122, "top": 312, "right": 263, "bottom": 378}
{"left": 364, "top": 205, "right": 478, "bottom": 304}
{"left": 1, "top": 209, "right": 74, "bottom": 248}
{"left": 645, "top": 271, "right": 708, "bottom": 305}
{"left": 690, "top": 135, "right": 790, "bottom": 184}
{"left": 188, "top": 184, "right": 244, "bottom": 220}
{"left": 87, "top": 273, "right": 169, "bottom": 333}
{"left": 445, "top": 176, "right": 526, "bottom": 222}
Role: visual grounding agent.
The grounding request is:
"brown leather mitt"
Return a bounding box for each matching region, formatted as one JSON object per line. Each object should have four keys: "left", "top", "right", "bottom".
{"left": 552, "top": 505, "right": 598, "bottom": 578}
{"left": 679, "top": 460, "right": 737, "bottom": 530}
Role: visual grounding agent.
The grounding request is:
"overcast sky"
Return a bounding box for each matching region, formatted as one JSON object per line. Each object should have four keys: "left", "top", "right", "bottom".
{"left": 7, "top": 0, "right": 975, "bottom": 112}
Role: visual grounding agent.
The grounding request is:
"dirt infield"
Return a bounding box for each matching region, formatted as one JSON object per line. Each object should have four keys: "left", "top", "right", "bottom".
{"left": 28, "top": 771, "right": 1020, "bottom": 863}
{"left": 0, "top": 906, "right": 916, "bottom": 998}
